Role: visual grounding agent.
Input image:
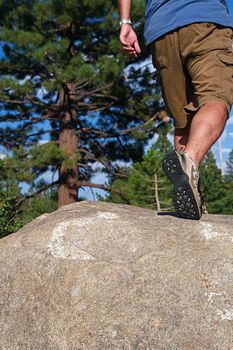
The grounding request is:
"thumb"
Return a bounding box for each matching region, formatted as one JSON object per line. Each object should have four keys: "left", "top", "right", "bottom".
{"left": 119, "top": 34, "right": 130, "bottom": 46}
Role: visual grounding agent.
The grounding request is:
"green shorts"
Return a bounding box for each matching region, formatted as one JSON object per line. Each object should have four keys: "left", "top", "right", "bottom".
{"left": 151, "top": 23, "right": 233, "bottom": 128}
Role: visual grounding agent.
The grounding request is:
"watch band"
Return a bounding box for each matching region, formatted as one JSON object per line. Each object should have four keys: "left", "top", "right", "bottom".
{"left": 119, "top": 19, "right": 132, "bottom": 26}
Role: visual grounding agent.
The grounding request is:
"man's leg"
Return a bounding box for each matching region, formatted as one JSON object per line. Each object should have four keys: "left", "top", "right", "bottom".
{"left": 174, "top": 102, "right": 228, "bottom": 166}
{"left": 165, "top": 100, "right": 228, "bottom": 220}
{"left": 163, "top": 23, "right": 232, "bottom": 219}
{"left": 171, "top": 101, "right": 228, "bottom": 218}
{"left": 184, "top": 102, "right": 228, "bottom": 167}
{"left": 174, "top": 126, "right": 190, "bottom": 152}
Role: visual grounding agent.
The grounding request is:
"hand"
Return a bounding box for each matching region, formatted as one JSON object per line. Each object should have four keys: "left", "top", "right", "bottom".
{"left": 119, "top": 24, "right": 141, "bottom": 58}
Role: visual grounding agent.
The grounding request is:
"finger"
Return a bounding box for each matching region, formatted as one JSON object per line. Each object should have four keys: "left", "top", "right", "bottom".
{"left": 123, "top": 46, "right": 135, "bottom": 52}
{"left": 123, "top": 48, "right": 137, "bottom": 57}
{"left": 133, "top": 40, "right": 141, "bottom": 55}
{"left": 124, "top": 49, "right": 138, "bottom": 58}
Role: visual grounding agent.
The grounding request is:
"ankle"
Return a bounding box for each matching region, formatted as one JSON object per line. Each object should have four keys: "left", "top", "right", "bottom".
{"left": 181, "top": 149, "right": 200, "bottom": 168}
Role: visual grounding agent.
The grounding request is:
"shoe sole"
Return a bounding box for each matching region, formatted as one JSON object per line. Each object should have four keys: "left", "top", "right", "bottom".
{"left": 163, "top": 152, "right": 201, "bottom": 220}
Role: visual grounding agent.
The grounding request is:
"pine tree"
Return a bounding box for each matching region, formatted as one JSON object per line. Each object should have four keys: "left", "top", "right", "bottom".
{"left": 226, "top": 149, "right": 233, "bottom": 182}
{"left": 0, "top": 158, "right": 22, "bottom": 236}
{"left": 0, "top": 0, "right": 163, "bottom": 207}
{"left": 0, "top": 157, "right": 58, "bottom": 237}
{"left": 104, "top": 125, "right": 173, "bottom": 210}
{"left": 199, "top": 152, "right": 233, "bottom": 214}
{"left": 104, "top": 142, "right": 233, "bottom": 215}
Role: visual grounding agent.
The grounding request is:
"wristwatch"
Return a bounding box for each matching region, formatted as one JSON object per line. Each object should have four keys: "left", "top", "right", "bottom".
{"left": 119, "top": 19, "right": 132, "bottom": 26}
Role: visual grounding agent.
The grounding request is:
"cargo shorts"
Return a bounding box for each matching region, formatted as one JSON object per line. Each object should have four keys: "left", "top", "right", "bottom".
{"left": 151, "top": 23, "right": 233, "bottom": 128}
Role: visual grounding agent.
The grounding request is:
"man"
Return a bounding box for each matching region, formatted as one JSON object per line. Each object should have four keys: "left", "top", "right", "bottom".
{"left": 118, "top": 0, "right": 233, "bottom": 219}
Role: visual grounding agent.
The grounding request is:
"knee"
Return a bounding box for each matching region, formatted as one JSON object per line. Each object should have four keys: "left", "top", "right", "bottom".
{"left": 202, "top": 101, "right": 229, "bottom": 122}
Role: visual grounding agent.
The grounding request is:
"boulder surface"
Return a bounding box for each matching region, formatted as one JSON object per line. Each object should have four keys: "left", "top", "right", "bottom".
{"left": 1, "top": 201, "right": 233, "bottom": 350}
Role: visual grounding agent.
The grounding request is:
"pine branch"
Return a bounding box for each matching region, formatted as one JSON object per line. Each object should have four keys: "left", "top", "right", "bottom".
{"left": 79, "top": 181, "right": 130, "bottom": 203}
{"left": 0, "top": 65, "right": 48, "bottom": 79}
{"left": 76, "top": 82, "right": 114, "bottom": 100}
{"left": 78, "top": 148, "right": 128, "bottom": 178}
{"left": 78, "top": 114, "right": 158, "bottom": 138}
{"left": 15, "top": 180, "right": 59, "bottom": 207}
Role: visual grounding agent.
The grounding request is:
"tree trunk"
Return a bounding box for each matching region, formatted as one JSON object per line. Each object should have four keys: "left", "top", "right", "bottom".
{"left": 218, "top": 137, "right": 224, "bottom": 176}
{"left": 58, "top": 85, "right": 79, "bottom": 207}
{"left": 154, "top": 173, "right": 161, "bottom": 211}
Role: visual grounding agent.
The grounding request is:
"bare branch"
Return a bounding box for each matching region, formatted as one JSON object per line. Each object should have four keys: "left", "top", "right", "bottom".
{"left": 79, "top": 181, "right": 130, "bottom": 203}
{"left": 15, "top": 180, "right": 59, "bottom": 207}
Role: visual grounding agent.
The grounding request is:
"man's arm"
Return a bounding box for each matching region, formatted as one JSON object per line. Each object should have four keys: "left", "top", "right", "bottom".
{"left": 118, "top": 0, "right": 131, "bottom": 21}
{"left": 118, "top": 0, "right": 141, "bottom": 57}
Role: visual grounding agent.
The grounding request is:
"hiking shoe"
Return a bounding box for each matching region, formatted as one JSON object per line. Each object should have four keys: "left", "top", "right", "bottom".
{"left": 162, "top": 150, "right": 202, "bottom": 220}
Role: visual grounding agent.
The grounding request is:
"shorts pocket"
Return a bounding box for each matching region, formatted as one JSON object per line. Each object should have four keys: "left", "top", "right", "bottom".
{"left": 217, "top": 52, "right": 233, "bottom": 66}
{"left": 216, "top": 51, "right": 233, "bottom": 105}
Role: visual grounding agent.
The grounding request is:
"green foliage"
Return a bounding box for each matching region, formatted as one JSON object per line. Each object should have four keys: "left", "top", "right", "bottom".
{"left": 0, "top": 159, "right": 20, "bottom": 237}
{"left": 0, "top": 190, "right": 57, "bottom": 238}
{"left": 1, "top": 143, "right": 68, "bottom": 184}
{"left": 226, "top": 149, "right": 233, "bottom": 183}
{"left": 0, "top": 0, "right": 161, "bottom": 208}
{"left": 104, "top": 137, "right": 233, "bottom": 215}
{"left": 0, "top": 159, "right": 57, "bottom": 237}
{"left": 104, "top": 126, "right": 173, "bottom": 210}
{"left": 17, "top": 191, "right": 58, "bottom": 229}
{"left": 0, "top": 192, "right": 22, "bottom": 238}
{"left": 198, "top": 152, "right": 233, "bottom": 214}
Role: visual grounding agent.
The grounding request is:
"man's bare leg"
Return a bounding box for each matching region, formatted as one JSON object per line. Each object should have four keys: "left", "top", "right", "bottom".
{"left": 174, "top": 126, "right": 190, "bottom": 152}
{"left": 184, "top": 102, "right": 228, "bottom": 166}
{"left": 164, "top": 101, "right": 228, "bottom": 219}
{"left": 174, "top": 102, "right": 228, "bottom": 166}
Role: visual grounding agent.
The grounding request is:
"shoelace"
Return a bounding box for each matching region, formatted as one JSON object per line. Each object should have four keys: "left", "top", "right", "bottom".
{"left": 191, "top": 164, "right": 199, "bottom": 189}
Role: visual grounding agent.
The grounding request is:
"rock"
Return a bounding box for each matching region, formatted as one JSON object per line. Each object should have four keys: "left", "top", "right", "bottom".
{"left": 1, "top": 201, "right": 233, "bottom": 350}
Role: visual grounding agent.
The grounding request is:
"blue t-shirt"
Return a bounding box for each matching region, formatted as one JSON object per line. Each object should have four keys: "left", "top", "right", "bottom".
{"left": 144, "top": 0, "right": 233, "bottom": 45}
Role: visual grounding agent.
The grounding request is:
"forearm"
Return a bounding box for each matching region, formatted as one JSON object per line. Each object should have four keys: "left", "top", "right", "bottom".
{"left": 118, "top": 0, "right": 141, "bottom": 57}
{"left": 118, "top": 0, "right": 131, "bottom": 20}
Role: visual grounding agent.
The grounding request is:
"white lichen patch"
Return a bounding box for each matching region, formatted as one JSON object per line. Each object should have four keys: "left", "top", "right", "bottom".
{"left": 207, "top": 291, "right": 224, "bottom": 303}
{"left": 97, "top": 212, "right": 119, "bottom": 220}
{"left": 128, "top": 243, "right": 138, "bottom": 253}
{"left": 47, "top": 220, "right": 95, "bottom": 260}
{"left": 200, "top": 222, "right": 222, "bottom": 240}
{"left": 206, "top": 291, "right": 233, "bottom": 321}
{"left": 71, "top": 285, "right": 81, "bottom": 298}
{"left": 216, "top": 309, "right": 233, "bottom": 321}
{"left": 111, "top": 330, "right": 118, "bottom": 338}
{"left": 47, "top": 212, "right": 119, "bottom": 260}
